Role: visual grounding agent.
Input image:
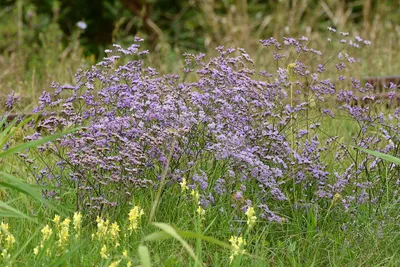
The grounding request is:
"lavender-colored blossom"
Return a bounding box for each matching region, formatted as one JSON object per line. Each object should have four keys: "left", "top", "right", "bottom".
{"left": 6, "top": 91, "right": 19, "bottom": 109}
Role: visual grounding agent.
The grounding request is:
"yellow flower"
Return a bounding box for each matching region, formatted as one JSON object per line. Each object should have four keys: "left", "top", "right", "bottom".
{"left": 196, "top": 206, "right": 205, "bottom": 220}
{"left": 287, "top": 63, "right": 298, "bottom": 82}
{"left": 40, "top": 225, "right": 53, "bottom": 249}
{"left": 245, "top": 206, "right": 257, "bottom": 229}
{"left": 123, "top": 249, "right": 132, "bottom": 266}
{"left": 100, "top": 244, "right": 109, "bottom": 259}
{"left": 5, "top": 234, "right": 15, "bottom": 248}
{"left": 2, "top": 249, "right": 9, "bottom": 260}
{"left": 333, "top": 193, "right": 342, "bottom": 204}
{"left": 95, "top": 217, "right": 110, "bottom": 241}
{"left": 37, "top": 224, "right": 53, "bottom": 252}
{"left": 73, "top": 212, "right": 82, "bottom": 238}
{"left": 33, "top": 246, "right": 39, "bottom": 255}
{"left": 229, "top": 236, "right": 246, "bottom": 263}
{"left": 41, "top": 225, "right": 53, "bottom": 239}
{"left": 179, "top": 178, "right": 189, "bottom": 192}
{"left": 128, "top": 206, "right": 144, "bottom": 232}
{"left": 53, "top": 215, "right": 61, "bottom": 226}
{"left": 56, "top": 217, "right": 71, "bottom": 249}
{"left": 110, "top": 222, "right": 120, "bottom": 241}
{"left": 0, "top": 222, "right": 9, "bottom": 232}
{"left": 190, "top": 190, "right": 199, "bottom": 203}
{"left": 62, "top": 217, "right": 71, "bottom": 227}
{"left": 109, "top": 260, "right": 121, "bottom": 267}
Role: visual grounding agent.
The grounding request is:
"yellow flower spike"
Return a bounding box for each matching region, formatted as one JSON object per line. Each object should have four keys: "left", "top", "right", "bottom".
{"left": 179, "top": 178, "right": 189, "bottom": 193}
{"left": 229, "top": 236, "right": 246, "bottom": 263}
{"left": 122, "top": 249, "right": 128, "bottom": 258}
{"left": 109, "top": 260, "right": 121, "bottom": 267}
{"left": 55, "top": 217, "right": 71, "bottom": 249}
{"left": 190, "top": 190, "right": 200, "bottom": 203}
{"left": 245, "top": 206, "right": 257, "bottom": 229}
{"left": 73, "top": 212, "right": 82, "bottom": 238}
{"left": 41, "top": 225, "right": 53, "bottom": 242}
{"left": 96, "top": 217, "right": 110, "bottom": 241}
{"left": 0, "top": 222, "right": 9, "bottom": 232}
{"left": 128, "top": 206, "right": 144, "bottom": 232}
{"left": 1, "top": 249, "right": 9, "bottom": 260}
{"left": 100, "top": 244, "right": 109, "bottom": 259}
{"left": 110, "top": 222, "right": 120, "bottom": 240}
{"left": 287, "top": 63, "right": 297, "bottom": 82}
{"left": 333, "top": 193, "right": 342, "bottom": 204}
{"left": 196, "top": 206, "right": 205, "bottom": 220}
{"left": 33, "top": 247, "right": 39, "bottom": 256}
{"left": 5, "top": 234, "right": 15, "bottom": 248}
{"left": 53, "top": 215, "right": 61, "bottom": 225}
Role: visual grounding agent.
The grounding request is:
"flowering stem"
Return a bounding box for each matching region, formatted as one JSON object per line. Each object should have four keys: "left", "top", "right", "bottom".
{"left": 148, "top": 138, "right": 177, "bottom": 224}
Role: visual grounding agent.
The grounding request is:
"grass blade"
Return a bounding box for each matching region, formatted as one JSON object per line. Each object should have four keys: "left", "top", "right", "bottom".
{"left": 138, "top": 245, "right": 152, "bottom": 267}
{"left": 143, "top": 231, "right": 172, "bottom": 242}
{"left": 0, "top": 171, "right": 67, "bottom": 216}
{"left": 152, "top": 222, "right": 202, "bottom": 267}
{"left": 355, "top": 146, "right": 400, "bottom": 165}
{"left": 0, "top": 127, "right": 77, "bottom": 159}
{"left": 0, "top": 201, "right": 36, "bottom": 222}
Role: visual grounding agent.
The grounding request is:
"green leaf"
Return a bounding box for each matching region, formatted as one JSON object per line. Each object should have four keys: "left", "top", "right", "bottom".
{"left": 0, "top": 171, "right": 67, "bottom": 216}
{"left": 355, "top": 146, "right": 400, "bottom": 165}
{"left": 0, "top": 201, "right": 36, "bottom": 222}
{"left": 143, "top": 231, "right": 172, "bottom": 242}
{"left": 138, "top": 245, "right": 152, "bottom": 267}
{"left": 152, "top": 222, "right": 202, "bottom": 267}
{"left": 177, "top": 230, "right": 232, "bottom": 250}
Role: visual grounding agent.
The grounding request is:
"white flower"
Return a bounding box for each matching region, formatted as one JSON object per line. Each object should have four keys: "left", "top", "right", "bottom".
{"left": 76, "top": 21, "right": 87, "bottom": 30}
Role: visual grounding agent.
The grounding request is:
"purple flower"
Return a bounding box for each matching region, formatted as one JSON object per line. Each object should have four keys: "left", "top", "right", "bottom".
{"left": 6, "top": 91, "right": 20, "bottom": 110}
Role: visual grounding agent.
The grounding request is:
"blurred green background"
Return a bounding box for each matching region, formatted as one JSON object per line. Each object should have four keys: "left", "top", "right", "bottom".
{"left": 1, "top": 0, "right": 400, "bottom": 110}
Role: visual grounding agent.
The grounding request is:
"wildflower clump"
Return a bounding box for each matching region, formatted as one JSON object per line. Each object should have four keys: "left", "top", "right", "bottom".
{"left": 229, "top": 236, "right": 246, "bottom": 263}
{"left": 26, "top": 32, "right": 394, "bottom": 231}
{"left": 127, "top": 206, "right": 144, "bottom": 233}
{"left": 93, "top": 215, "right": 121, "bottom": 259}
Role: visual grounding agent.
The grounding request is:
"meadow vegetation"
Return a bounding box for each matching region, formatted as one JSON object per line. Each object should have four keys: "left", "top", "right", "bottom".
{"left": 1, "top": 1, "right": 400, "bottom": 266}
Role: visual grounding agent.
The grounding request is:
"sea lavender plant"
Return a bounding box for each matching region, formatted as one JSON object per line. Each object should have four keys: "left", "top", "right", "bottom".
{"left": 20, "top": 30, "right": 400, "bottom": 224}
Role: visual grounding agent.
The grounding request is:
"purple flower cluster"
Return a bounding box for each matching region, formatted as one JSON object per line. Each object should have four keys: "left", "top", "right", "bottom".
{"left": 23, "top": 32, "right": 400, "bottom": 222}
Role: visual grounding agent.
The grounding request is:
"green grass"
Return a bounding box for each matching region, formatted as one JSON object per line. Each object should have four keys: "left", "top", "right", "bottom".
{"left": 1, "top": 165, "right": 399, "bottom": 266}
{"left": 1, "top": 3, "right": 400, "bottom": 266}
